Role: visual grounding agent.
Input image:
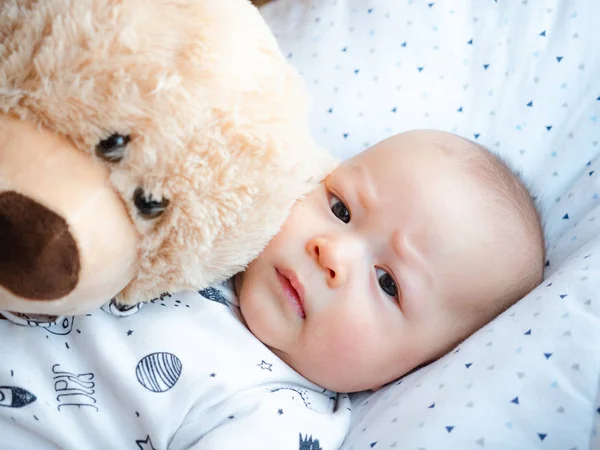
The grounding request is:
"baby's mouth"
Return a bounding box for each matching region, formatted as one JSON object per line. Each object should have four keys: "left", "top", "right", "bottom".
{"left": 276, "top": 269, "right": 306, "bottom": 319}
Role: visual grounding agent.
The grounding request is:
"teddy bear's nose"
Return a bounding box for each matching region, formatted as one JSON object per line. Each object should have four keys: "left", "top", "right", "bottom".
{"left": 0, "top": 191, "right": 80, "bottom": 300}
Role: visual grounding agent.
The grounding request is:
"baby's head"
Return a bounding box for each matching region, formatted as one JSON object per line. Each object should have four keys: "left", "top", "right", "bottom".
{"left": 236, "top": 129, "right": 544, "bottom": 392}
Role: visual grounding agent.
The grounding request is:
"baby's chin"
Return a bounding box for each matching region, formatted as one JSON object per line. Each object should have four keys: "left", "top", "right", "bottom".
{"left": 293, "top": 367, "right": 389, "bottom": 393}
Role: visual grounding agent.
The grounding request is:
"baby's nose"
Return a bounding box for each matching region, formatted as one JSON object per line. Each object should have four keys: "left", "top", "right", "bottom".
{"left": 306, "top": 235, "right": 358, "bottom": 288}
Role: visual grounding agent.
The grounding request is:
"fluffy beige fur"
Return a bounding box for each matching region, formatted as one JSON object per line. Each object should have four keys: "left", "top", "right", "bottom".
{"left": 0, "top": 0, "right": 334, "bottom": 307}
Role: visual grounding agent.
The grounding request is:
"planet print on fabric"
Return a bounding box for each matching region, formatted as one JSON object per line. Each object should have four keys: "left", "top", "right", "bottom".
{"left": 136, "top": 352, "right": 182, "bottom": 393}
{"left": 0, "top": 386, "right": 37, "bottom": 408}
{"left": 101, "top": 298, "right": 144, "bottom": 317}
{"left": 45, "top": 316, "right": 75, "bottom": 335}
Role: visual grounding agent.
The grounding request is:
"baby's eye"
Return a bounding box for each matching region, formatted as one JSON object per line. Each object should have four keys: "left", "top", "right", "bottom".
{"left": 376, "top": 268, "right": 398, "bottom": 298}
{"left": 329, "top": 194, "right": 351, "bottom": 224}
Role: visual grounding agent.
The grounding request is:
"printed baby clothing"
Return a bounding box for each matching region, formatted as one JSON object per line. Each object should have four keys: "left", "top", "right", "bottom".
{"left": 0, "top": 283, "right": 351, "bottom": 449}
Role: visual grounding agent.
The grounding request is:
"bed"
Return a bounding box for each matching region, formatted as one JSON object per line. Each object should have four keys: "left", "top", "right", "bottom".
{"left": 255, "top": 1, "right": 600, "bottom": 448}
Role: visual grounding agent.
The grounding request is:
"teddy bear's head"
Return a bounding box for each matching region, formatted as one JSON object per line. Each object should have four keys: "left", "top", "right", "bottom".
{"left": 0, "top": 0, "right": 334, "bottom": 316}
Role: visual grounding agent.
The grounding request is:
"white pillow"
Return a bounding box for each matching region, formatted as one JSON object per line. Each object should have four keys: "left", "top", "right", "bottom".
{"left": 260, "top": 1, "right": 600, "bottom": 448}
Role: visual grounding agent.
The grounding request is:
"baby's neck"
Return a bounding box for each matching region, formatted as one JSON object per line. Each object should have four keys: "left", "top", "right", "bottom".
{"left": 233, "top": 273, "right": 243, "bottom": 297}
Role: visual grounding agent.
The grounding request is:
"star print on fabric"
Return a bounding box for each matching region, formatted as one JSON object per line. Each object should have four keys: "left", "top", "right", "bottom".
{"left": 210, "top": 373, "right": 216, "bottom": 378}
{"left": 278, "top": 408, "right": 284, "bottom": 415}
{"left": 257, "top": 360, "right": 273, "bottom": 371}
{"left": 127, "top": 330, "right": 133, "bottom": 336}
{"left": 136, "top": 435, "right": 156, "bottom": 450}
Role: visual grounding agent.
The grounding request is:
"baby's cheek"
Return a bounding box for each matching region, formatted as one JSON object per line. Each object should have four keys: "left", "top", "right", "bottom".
{"left": 312, "top": 312, "right": 377, "bottom": 367}
{"left": 240, "top": 283, "right": 276, "bottom": 340}
{"left": 302, "top": 316, "right": 387, "bottom": 391}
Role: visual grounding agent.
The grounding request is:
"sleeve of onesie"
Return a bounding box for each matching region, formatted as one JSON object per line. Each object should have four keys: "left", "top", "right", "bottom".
{"left": 169, "top": 388, "right": 351, "bottom": 450}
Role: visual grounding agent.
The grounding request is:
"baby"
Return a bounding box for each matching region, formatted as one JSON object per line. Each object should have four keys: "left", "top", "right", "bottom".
{"left": 236, "top": 128, "right": 545, "bottom": 392}
{"left": 0, "top": 130, "right": 544, "bottom": 449}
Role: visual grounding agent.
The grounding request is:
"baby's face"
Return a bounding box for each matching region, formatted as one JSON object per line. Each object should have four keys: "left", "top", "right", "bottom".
{"left": 237, "top": 130, "right": 496, "bottom": 392}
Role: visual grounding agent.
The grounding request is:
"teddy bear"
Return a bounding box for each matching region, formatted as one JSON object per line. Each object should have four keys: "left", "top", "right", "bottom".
{"left": 0, "top": 0, "right": 334, "bottom": 318}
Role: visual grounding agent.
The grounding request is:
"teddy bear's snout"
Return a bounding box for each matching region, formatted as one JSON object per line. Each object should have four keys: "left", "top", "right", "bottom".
{"left": 0, "top": 191, "right": 80, "bottom": 301}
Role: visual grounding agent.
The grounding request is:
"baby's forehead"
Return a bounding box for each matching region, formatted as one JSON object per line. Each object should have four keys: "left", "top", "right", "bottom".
{"left": 340, "top": 136, "right": 471, "bottom": 182}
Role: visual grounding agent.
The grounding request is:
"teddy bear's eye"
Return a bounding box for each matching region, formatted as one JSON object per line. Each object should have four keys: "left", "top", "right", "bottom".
{"left": 133, "top": 188, "right": 170, "bottom": 219}
{"left": 96, "top": 133, "right": 131, "bottom": 162}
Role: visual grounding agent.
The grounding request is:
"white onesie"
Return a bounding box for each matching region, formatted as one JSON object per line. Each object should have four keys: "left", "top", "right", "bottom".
{"left": 0, "top": 283, "right": 351, "bottom": 449}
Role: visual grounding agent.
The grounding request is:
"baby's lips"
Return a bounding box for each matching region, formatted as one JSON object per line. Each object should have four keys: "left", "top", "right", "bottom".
{"left": 276, "top": 267, "right": 306, "bottom": 317}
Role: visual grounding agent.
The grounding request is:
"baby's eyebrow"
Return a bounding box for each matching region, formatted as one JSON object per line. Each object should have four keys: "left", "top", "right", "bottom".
{"left": 346, "top": 164, "right": 376, "bottom": 210}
